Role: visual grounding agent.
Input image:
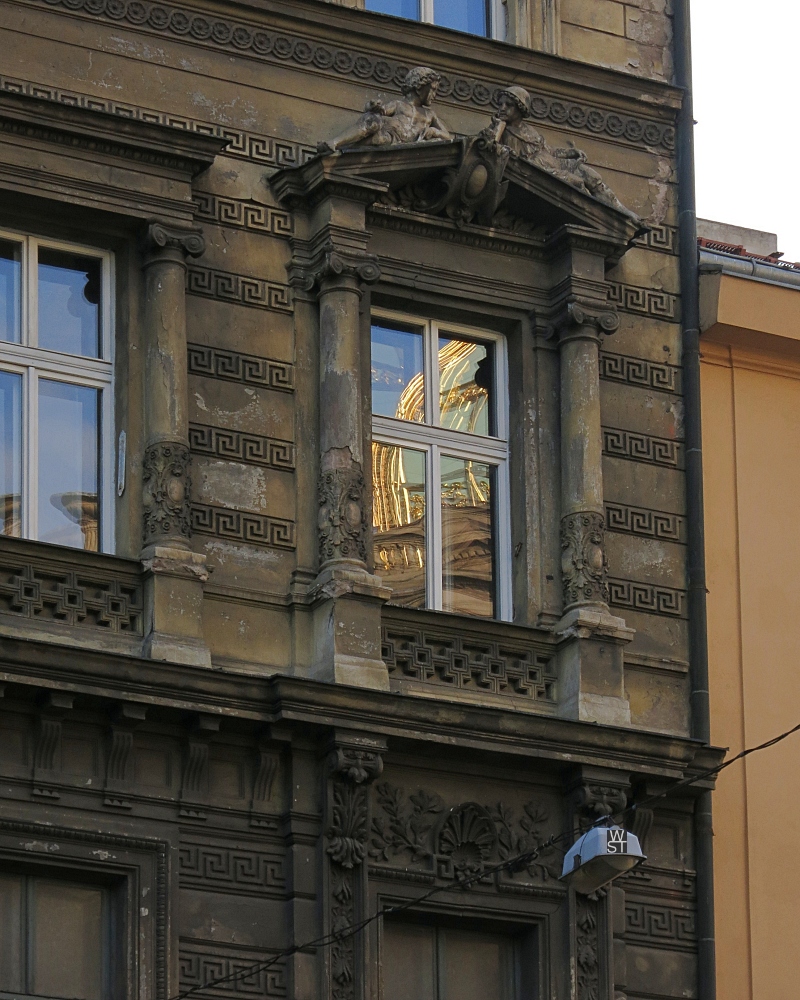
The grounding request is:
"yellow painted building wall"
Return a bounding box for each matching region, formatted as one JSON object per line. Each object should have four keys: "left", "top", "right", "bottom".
{"left": 701, "top": 273, "right": 800, "bottom": 1000}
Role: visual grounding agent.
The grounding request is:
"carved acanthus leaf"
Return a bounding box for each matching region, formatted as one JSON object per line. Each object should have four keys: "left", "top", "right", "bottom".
{"left": 318, "top": 464, "right": 368, "bottom": 564}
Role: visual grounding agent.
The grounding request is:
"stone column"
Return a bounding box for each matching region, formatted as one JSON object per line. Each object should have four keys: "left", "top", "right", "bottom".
{"left": 555, "top": 302, "right": 633, "bottom": 724}
{"left": 304, "top": 243, "right": 390, "bottom": 690}
{"left": 140, "top": 222, "right": 211, "bottom": 668}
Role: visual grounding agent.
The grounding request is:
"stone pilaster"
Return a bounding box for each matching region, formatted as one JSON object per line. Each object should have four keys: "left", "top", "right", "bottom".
{"left": 550, "top": 255, "right": 633, "bottom": 724}
{"left": 309, "top": 245, "right": 390, "bottom": 689}
{"left": 140, "top": 221, "right": 211, "bottom": 668}
{"left": 323, "top": 731, "right": 385, "bottom": 1000}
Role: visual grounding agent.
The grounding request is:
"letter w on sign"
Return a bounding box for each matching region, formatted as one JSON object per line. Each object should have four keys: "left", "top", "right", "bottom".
{"left": 606, "top": 828, "right": 628, "bottom": 854}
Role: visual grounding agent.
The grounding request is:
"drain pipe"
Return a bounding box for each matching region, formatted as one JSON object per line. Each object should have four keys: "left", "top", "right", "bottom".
{"left": 674, "top": 2, "right": 716, "bottom": 998}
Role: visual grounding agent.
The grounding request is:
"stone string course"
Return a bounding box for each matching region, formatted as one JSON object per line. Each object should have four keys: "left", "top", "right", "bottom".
{"left": 15, "top": 5, "right": 675, "bottom": 151}
{"left": 187, "top": 344, "right": 294, "bottom": 392}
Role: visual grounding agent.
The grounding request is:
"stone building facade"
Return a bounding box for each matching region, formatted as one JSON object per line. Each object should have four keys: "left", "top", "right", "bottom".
{"left": 0, "top": 1, "right": 719, "bottom": 999}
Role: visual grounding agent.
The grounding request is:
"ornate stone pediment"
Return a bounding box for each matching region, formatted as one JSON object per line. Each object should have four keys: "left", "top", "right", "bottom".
{"left": 272, "top": 135, "right": 645, "bottom": 256}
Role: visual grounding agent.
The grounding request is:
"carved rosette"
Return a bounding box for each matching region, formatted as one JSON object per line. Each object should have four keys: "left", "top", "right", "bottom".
{"left": 318, "top": 465, "right": 368, "bottom": 565}
{"left": 325, "top": 744, "right": 384, "bottom": 1000}
{"left": 561, "top": 511, "right": 609, "bottom": 608}
{"left": 142, "top": 442, "right": 192, "bottom": 544}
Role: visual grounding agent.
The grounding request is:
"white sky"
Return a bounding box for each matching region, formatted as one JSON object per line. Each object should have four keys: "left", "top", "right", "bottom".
{"left": 692, "top": 1, "right": 800, "bottom": 260}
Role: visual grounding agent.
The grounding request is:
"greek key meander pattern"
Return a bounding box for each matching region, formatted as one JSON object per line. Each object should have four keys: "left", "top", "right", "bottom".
{"left": 0, "top": 557, "right": 143, "bottom": 633}
{"left": 634, "top": 225, "right": 678, "bottom": 255}
{"left": 599, "top": 351, "right": 679, "bottom": 393}
{"left": 191, "top": 503, "right": 296, "bottom": 550}
{"left": 0, "top": 75, "right": 316, "bottom": 168}
{"left": 381, "top": 624, "right": 558, "bottom": 703}
{"left": 605, "top": 503, "right": 686, "bottom": 543}
{"left": 178, "top": 843, "right": 285, "bottom": 895}
{"left": 608, "top": 578, "right": 686, "bottom": 617}
{"left": 187, "top": 266, "right": 292, "bottom": 312}
{"left": 189, "top": 423, "right": 295, "bottom": 471}
{"left": 179, "top": 942, "right": 287, "bottom": 998}
{"left": 194, "top": 192, "right": 293, "bottom": 236}
{"left": 187, "top": 343, "right": 294, "bottom": 393}
{"left": 625, "top": 902, "right": 697, "bottom": 948}
{"left": 608, "top": 281, "right": 678, "bottom": 321}
{"left": 603, "top": 428, "right": 684, "bottom": 468}
{"left": 20, "top": 3, "right": 675, "bottom": 151}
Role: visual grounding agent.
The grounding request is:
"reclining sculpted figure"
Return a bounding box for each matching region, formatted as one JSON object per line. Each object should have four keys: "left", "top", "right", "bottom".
{"left": 487, "top": 85, "right": 641, "bottom": 221}
{"left": 317, "top": 66, "right": 452, "bottom": 153}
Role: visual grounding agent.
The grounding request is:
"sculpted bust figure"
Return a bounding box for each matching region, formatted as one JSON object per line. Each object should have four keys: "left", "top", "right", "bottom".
{"left": 488, "top": 85, "right": 640, "bottom": 221}
{"left": 317, "top": 66, "right": 452, "bottom": 154}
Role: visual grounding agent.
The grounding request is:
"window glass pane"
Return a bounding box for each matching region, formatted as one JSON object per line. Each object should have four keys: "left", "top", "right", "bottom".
{"left": 0, "top": 873, "right": 23, "bottom": 992}
{"left": 0, "top": 239, "right": 21, "bottom": 344}
{"left": 365, "top": 0, "right": 420, "bottom": 17}
{"left": 383, "top": 922, "right": 436, "bottom": 1000}
{"left": 441, "top": 456, "right": 495, "bottom": 617}
{"left": 434, "top": 0, "right": 489, "bottom": 35}
{"left": 441, "top": 928, "right": 513, "bottom": 999}
{"left": 438, "top": 335, "right": 494, "bottom": 436}
{"left": 30, "top": 879, "right": 103, "bottom": 1000}
{"left": 373, "top": 443, "right": 426, "bottom": 608}
{"left": 38, "top": 248, "right": 102, "bottom": 358}
{"left": 372, "top": 322, "right": 425, "bottom": 421}
{"left": 0, "top": 371, "right": 22, "bottom": 538}
{"left": 39, "top": 380, "right": 100, "bottom": 550}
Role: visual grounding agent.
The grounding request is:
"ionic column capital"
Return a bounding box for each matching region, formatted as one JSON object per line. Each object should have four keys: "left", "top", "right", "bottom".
{"left": 555, "top": 300, "right": 619, "bottom": 344}
{"left": 289, "top": 240, "right": 380, "bottom": 296}
{"left": 142, "top": 221, "right": 205, "bottom": 268}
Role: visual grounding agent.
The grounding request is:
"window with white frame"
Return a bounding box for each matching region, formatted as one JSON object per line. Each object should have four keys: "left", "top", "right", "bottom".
{"left": 371, "top": 312, "right": 511, "bottom": 620}
{"left": 364, "top": 0, "right": 506, "bottom": 40}
{"left": 0, "top": 230, "right": 114, "bottom": 552}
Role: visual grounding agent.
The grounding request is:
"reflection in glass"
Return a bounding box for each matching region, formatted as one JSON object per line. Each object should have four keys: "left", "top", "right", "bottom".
{"left": 434, "top": 0, "right": 489, "bottom": 35}
{"left": 438, "top": 335, "right": 494, "bottom": 436}
{"left": 373, "top": 443, "right": 426, "bottom": 607}
{"left": 365, "top": 0, "right": 420, "bottom": 16}
{"left": 441, "top": 455, "right": 494, "bottom": 617}
{"left": 39, "top": 380, "right": 99, "bottom": 550}
{"left": 371, "top": 322, "right": 425, "bottom": 421}
{"left": 0, "top": 371, "right": 21, "bottom": 537}
{"left": 38, "top": 248, "right": 102, "bottom": 358}
{"left": 0, "top": 241, "right": 21, "bottom": 344}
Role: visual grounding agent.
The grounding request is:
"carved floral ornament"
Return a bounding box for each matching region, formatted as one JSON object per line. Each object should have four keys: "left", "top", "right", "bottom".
{"left": 314, "top": 68, "right": 644, "bottom": 232}
{"left": 318, "top": 465, "right": 369, "bottom": 564}
{"left": 561, "top": 511, "right": 610, "bottom": 609}
{"left": 142, "top": 441, "right": 193, "bottom": 543}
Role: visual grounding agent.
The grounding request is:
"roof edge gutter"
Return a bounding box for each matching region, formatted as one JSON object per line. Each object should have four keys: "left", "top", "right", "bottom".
{"left": 674, "top": 2, "right": 716, "bottom": 998}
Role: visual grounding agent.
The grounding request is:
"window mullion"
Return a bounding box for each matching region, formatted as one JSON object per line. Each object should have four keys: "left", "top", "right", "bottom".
{"left": 25, "top": 367, "right": 38, "bottom": 541}
{"left": 430, "top": 442, "right": 443, "bottom": 611}
{"left": 421, "top": 0, "right": 434, "bottom": 23}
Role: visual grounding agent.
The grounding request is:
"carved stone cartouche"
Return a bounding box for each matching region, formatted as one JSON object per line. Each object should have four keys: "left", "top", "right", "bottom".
{"left": 318, "top": 464, "right": 368, "bottom": 564}
{"left": 561, "top": 511, "right": 610, "bottom": 608}
{"left": 142, "top": 441, "right": 192, "bottom": 544}
{"left": 488, "top": 85, "right": 642, "bottom": 222}
{"left": 317, "top": 66, "right": 452, "bottom": 153}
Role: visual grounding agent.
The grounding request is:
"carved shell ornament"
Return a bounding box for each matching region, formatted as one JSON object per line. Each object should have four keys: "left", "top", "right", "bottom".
{"left": 438, "top": 802, "right": 498, "bottom": 878}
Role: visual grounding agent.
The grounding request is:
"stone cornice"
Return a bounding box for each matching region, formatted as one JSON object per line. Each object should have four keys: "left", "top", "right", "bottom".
{"left": 0, "top": 633, "right": 722, "bottom": 780}
{"left": 21, "top": 0, "right": 678, "bottom": 153}
{"left": 0, "top": 87, "right": 226, "bottom": 176}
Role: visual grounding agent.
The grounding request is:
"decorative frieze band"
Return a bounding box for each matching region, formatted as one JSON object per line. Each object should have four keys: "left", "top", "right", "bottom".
{"left": 0, "top": 550, "right": 143, "bottom": 634}
{"left": 633, "top": 224, "right": 678, "bottom": 255}
{"left": 17, "top": 4, "right": 675, "bottom": 151}
{"left": 187, "top": 266, "right": 292, "bottom": 312}
{"left": 0, "top": 75, "right": 316, "bottom": 169}
{"left": 625, "top": 902, "right": 697, "bottom": 949}
{"left": 178, "top": 843, "right": 285, "bottom": 895}
{"left": 191, "top": 503, "right": 296, "bottom": 550}
{"left": 603, "top": 428, "right": 684, "bottom": 469}
{"left": 605, "top": 503, "right": 686, "bottom": 543}
{"left": 189, "top": 423, "right": 295, "bottom": 471}
{"left": 600, "top": 351, "right": 680, "bottom": 393}
{"left": 608, "top": 578, "right": 686, "bottom": 617}
{"left": 187, "top": 343, "right": 294, "bottom": 392}
{"left": 193, "top": 193, "right": 293, "bottom": 237}
{"left": 179, "top": 942, "right": 287, "bottom": 998}
{"left": 608, "top": 281, "right": 678, "bottom": 321}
